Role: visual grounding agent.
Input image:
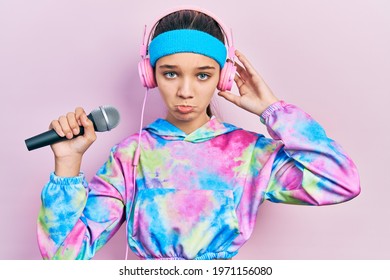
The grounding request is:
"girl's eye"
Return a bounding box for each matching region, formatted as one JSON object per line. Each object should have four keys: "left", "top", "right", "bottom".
{"left": 197, "top": 73, "right": 210, "bottom": 81}
{"left": 164, "top": 72, "right": 177, "bottom": 79}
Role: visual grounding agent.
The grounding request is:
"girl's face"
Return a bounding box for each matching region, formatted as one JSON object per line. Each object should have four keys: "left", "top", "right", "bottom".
{"left": 155, "top": 52, "right": 220, "bottom": 134}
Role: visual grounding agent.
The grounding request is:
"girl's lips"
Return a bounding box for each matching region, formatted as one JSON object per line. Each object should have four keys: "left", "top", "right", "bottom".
{"left": 177, "top": 105, "right": 194, "bottom": 113}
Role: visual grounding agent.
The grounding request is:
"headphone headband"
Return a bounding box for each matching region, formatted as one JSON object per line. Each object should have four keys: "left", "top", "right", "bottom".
{"left": 140, "top": 5, "right": 235, "bottom": 60}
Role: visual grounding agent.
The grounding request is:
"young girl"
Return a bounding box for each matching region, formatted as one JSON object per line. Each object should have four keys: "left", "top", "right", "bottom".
{"left": 37, "top": 7, "right": 360, "bottom": 260}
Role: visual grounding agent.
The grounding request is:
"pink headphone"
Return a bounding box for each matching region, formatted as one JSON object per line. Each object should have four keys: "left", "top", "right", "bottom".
{"left": 138, "top": 6, "right": 237, "bottom": 91}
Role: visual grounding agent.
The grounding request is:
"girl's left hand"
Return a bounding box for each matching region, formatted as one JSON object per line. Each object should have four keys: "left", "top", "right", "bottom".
{"left": 218, "top": 50, "right": 279, "bottom": 116}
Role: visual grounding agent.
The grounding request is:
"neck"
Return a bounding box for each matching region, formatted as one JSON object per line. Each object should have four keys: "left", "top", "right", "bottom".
{"left": 166, "top": 114, "right": 211, "bottom": 135}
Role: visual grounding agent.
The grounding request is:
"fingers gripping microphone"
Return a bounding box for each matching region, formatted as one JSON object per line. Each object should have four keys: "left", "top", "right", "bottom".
{"left": 25, "top": 106, "right": 120, "bottom": 151}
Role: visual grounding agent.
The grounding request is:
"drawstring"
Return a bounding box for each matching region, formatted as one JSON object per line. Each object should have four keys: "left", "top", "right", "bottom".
{"left": 125, "top": 88, "right": 149, "bottom": 260}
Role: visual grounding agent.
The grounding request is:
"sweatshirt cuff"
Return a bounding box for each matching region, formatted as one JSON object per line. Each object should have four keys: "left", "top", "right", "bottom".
{"left": 49, "top": 172, "right": 85, "bottom": 185}
{"left": 260, "top": 100, "right": 287, "bottom": 124}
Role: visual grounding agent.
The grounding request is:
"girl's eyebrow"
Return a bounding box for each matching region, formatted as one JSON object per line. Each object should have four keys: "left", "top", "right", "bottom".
{"left": 197, "top": 66, "right": 216, "bottom": 70}
{"left": 158, "top": 64, "right": 178, "bottom": 69}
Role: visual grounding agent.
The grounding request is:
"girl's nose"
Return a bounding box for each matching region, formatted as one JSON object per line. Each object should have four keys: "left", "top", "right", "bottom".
{"left": 177, "top": 78, "right": 194, "bottom": 99}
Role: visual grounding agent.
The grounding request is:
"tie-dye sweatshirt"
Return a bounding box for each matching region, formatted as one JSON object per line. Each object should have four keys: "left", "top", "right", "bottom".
{"left": 37, "top": 101, "right": 360, "bottom": 260}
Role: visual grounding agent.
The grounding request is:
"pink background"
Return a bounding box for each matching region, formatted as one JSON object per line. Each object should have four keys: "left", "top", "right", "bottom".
{"left": 1, "top": 0, "right": 389, "bottom": 260}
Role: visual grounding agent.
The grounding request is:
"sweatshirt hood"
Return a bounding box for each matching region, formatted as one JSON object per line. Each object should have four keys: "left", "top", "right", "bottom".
{"left": 144, "top": 117, "right": 241, "bottom": 143}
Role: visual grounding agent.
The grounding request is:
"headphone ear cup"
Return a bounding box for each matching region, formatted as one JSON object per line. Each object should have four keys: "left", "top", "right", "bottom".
{"left": 138, "top": 58, "right": 157, "bottom": 89}
{"left": 217, "top": 61, "right": 236, "bottom": 91}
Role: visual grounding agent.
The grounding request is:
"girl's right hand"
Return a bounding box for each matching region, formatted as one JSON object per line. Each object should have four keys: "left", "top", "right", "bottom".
{"left": 49, "top": 107, "right": 97, "bottom": 177}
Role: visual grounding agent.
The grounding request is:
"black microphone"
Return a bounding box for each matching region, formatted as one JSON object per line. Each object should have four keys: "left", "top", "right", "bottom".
{"left": 25, "top": 105, "right": 120, "bottom": 151}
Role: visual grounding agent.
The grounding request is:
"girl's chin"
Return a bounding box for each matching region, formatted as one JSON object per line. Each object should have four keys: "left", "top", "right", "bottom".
{"left": 167, "top": 111, "right": 201, "bottom": 123}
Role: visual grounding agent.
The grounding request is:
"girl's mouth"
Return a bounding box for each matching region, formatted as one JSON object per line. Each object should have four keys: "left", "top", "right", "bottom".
{"left": 177, "top": 105, "right": 194, "bottom": 113}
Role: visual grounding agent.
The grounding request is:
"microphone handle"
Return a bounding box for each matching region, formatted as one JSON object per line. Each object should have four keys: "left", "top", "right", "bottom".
{"left": 25, "top": 126, "right": 86, "bottom": 151}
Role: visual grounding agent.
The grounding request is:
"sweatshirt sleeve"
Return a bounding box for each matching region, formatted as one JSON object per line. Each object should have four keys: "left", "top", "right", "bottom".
{"left": 37, "top": 145, "right": 131, "bottom": 259}
{"left": 258, "top": 101, "right": 360, "bottom": 205}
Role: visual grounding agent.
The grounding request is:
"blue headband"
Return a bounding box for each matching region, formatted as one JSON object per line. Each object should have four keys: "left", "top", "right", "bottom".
{"left": 149, "top": 29, "right": 227, "bottom": 68}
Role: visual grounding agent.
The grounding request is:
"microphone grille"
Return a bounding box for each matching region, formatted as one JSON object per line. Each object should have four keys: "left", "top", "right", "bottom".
{"left": 90, "top": 105, "right": 120, "bottom": 132}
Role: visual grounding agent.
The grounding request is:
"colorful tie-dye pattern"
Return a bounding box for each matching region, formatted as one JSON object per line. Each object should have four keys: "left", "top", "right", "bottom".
{"left": 37, "top": 101, "right": 360, "bottom": 260}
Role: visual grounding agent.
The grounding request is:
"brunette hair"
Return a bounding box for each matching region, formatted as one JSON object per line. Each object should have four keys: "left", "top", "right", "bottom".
{"left": 152, "top": 10, "right": 224, "bottom": 43}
